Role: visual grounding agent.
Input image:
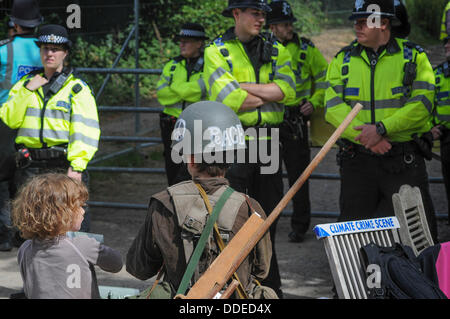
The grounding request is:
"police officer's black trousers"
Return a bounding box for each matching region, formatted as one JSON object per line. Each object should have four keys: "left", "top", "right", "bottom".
{"left": 0, "top": 179, "right": 14, "bottom": 245}
{"left": 225, "top": 138, "right": 283, "bottom": 295}
{"left": 440, "top": 136, "right": 450, "bottom": 223}
{"left": 159, "top": 113, "right": 190, "bottom": 186}
{"left": 338, "top": 148, "right": 438, "bottom": 242}
{"left": 280, "top": 123, "right": 311, "bottom": 236}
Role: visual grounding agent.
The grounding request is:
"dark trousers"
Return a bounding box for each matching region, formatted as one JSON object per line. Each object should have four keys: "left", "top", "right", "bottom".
{"left": 280, "top": 122, "right": 311, "bottom": 236}
{"left": 225, "top": 138, "right": 284, "bottom": 293}
{"left": 338, "top": 144, "right": 438, "bottom": 242}
{"left": 440, "top": 135, "right": 450, "bottom": 223}
{"left": 0, "top": 179, "right": 15, "bottom": 244}
{"left": 159, "top": 113, "right": 190, "bottom": 186}
{"left": 13, "top": 163, "right": 91, "bottom": 232}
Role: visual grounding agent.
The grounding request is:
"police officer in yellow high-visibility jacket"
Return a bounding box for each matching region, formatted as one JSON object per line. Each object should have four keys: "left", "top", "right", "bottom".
{"left": 267, "top": 0, "right": 329, "bottom": 243}
{"left": 325, "top": 1, "right": 438, "bottom": 241}
{"left": 203, "top": 0, "right": 296, "bottom": 299}
{"left": 431, "top": 35, "right": 450, "bottom": 224}
{"left": 441, "top": 1, "right": 450, "bottom": 41}
{"left": 0, "top": 24, "right": 99, "bottom": 232}
{"left": 156, "top": 23, "right": 208, "bottom": 186}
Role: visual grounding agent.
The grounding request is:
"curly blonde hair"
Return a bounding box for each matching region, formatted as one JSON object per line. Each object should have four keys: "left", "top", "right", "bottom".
{"left": 11, "top": 173, "right": 88, "bottom": 240}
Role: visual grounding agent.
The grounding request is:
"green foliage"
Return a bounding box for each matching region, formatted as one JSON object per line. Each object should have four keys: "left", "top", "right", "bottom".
{"left": 291, "top": 0, "right": 325, "bottom": 36}
{"left": 406, "top": 0, "right": 448, "bottom": 39}
{"left": 68, "top": 0, "right": 325, "bottom": 105}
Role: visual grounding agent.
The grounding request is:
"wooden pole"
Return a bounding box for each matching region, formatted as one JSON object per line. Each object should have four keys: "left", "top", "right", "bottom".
{"left": 182, "top": 103, "right": 363, "bottom": 299}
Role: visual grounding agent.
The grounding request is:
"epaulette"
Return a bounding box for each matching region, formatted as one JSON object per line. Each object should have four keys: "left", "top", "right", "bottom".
{"left": 300, "top": 37, "right": 315, "bottom": 48}
{"left": 404, "top": 41, "right": 425, "bottom": 53}
{"left": 172, "top": 55, "right": 184, "bottom": 63}
{"left": 0, "top": 38, "right": 13, "bottom": 47}
{"left": 336, "top": 39, "right": 358, "bottom": 57}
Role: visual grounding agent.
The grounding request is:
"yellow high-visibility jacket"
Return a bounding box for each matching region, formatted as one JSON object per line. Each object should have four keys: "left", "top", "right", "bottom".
{"left": 204, "top": 27, "right": 296, "bottom": 127}
{"left": 284, "top": 33, "right": 328, "bottom": 109}
{"left": 441, "top": 1, "right": 450, "bottom": 41}
{"left": 434, "top": 61, "right": 450, "bottom": 129}
{"left": 156, "top": 55, "right": 207, "bottom": 118}
{"left": 325, "top": 37, "right": 435, "bottom": 143}
{"left": 0, "top": 70, "right": 100, "bottom": 171}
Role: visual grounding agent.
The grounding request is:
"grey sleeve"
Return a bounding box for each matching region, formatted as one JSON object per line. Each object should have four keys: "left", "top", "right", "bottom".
{"left": 73, "top": 236, "right": 123, "bottom": 273}
{"left": 96, "top": 244, "right": 123, "bottom": 273}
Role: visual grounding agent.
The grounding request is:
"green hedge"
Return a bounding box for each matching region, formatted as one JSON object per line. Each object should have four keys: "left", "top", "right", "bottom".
{"left": 406, "top": 0, "right": 448, "bottom": 40}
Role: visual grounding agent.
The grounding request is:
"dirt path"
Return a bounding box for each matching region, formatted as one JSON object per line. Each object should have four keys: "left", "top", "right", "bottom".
{"left": 1, "top": 27, "right": 450, "bottom": 299}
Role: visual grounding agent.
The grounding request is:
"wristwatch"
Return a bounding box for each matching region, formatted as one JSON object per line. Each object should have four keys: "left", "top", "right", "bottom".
{"left": 375, "top": 121, "right": 387, "bottom": 137}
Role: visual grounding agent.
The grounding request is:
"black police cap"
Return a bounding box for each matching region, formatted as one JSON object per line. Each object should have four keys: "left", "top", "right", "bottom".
{"left": 266, "top": 0, "right": 297, "bottom": 26}
{"left": 10, "top": 0, "right": 43, "bottom": 28}
{"left": 222, "top": 0, "right": 272, "bottom": 18}
{"left": 348, "top": 0, "right": 396, "bottom": 21}
{"left": 175, "top": 23, "right": 208, "bottom": 41}
{"left": 35, "top": 24, "right": 72, "bottom": 49}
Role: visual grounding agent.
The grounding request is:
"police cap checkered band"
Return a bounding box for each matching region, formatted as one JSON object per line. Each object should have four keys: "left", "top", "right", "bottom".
{"left": 36, "top": 24, "right": 72, "bottom": 48}
{"left": 179, "top": 29, "right": 206, "bottom": 38}
{"left": 38, "top": 34, "right": 70, "bottom": 44}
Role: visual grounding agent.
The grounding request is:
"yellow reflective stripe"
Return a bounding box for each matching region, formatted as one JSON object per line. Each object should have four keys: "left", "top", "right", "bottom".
{"left": 71, "top": 114, "right": 99, "bottom": 130}
{"left": 18, "top": 127, "right": 69, "bottom": 141}
{"left": 216, "top": 80, "right": 240, "bottom": 103}
{"left": 208, "top": 67, "right": 228, "bottom": 96}
{"left": 69, "top": 132, "right": 99, "bottom": 148}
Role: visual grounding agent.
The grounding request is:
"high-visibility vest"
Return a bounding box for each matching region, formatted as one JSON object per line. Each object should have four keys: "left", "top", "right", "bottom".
{"left": 325, "top": 37, "right": 435, "bottom": 143}
{"left": 0, "top": 35, "right": 42, "bottom": 104}
{"left": 204, "top": 27, "right": 296, "bottom": 127}
{"left": 441, "top": 2, "right": 450, "bottom": 41}
{"left": 0, "top": 71, "right": 100, "bottom": 172}
{"left": 156, "top": 55, "right": 207, "bottom": 118}
{"left": 284, "top": 33, "right": 328, "bottom": 109}
{"left": 434, "top": 61, "right": 450, "bottom": 129}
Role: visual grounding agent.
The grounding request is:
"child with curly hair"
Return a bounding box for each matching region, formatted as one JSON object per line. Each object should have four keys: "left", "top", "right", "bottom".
{"left": 12, "top": 173, "right": 123, "bottom": 299}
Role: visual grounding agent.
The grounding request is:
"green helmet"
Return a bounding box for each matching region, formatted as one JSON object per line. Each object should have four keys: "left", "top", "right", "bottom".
{"left": 171, "top": 101, "right": 246, "bottom": 163}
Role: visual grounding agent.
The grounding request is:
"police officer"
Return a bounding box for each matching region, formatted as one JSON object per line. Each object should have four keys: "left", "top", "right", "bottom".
{"left": 203, "top": 0, "right": 296, "bottom": 298}
{"left": 0, "top": 24, "right": 100, "bottom": 233}
{"left": 431, "top": 35, "right": 450, "bottom": 224}
{"left": 157, "top": 23, "right": 209, "bottom": 186}
{"left": 0, "top": 0, "right": 42, "bottom": 251}
{"left": 441, "top": 1, "right": 450, "bottom": 41}
{"left": 267, "top": 0, "right": 329, "bottom": 243}
{"left": 126, "top": 101, "right": 274, "bottom": 299}
{"left": 325, "top": 0, "right": 438, "bottom": 241}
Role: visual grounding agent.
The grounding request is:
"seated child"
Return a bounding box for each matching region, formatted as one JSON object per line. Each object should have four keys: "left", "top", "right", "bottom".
{"left": 11, "top": 173, "right": 123, "bottom": 299}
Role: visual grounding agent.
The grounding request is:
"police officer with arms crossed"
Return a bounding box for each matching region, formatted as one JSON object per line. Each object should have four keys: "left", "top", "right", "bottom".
{"left": 266, "top": 0, "right": 329, "bottom": 243}
{"left": 0, "top": 0, "right": 43, "bottom": 251}
{"left": 126, "top": 101, "right": 274, "bottom": 299}
{"left": 431, "top": 35, "right": 450, "bottom": 225}
{"left": 325, "top": 0, "right": 438, "bottom": 241}
{"left": 157, "top": 23, "right": 209, "bottom": 186}
{"left": 203, "top": 0, "right": 296, "bottom": 298}
{"left": 0, "top": 24, "right": 100, "bottom": 234}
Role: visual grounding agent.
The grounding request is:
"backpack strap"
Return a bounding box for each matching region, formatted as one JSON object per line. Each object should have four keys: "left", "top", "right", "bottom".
{"left": 175, "top": 186, "right": 235, "bottom": 297}
{"left": 195, "top": 183, "right": 248, "bottom": 299}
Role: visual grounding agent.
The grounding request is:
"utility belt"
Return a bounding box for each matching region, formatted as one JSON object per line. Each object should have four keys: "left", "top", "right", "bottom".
{"left": 337, "top": 139, "right": 420, "bottom": 162}
{"left": 160, "top": 112, "right": 178, "bottom": 130}
{"left": 280, "top": 107, "right": 309, "bottom": 141}
{"left": 15, "top": 144, "right": 68, "bottom": 169}
{"left": 243, "top": 123, "right": 279, "bottom": 140}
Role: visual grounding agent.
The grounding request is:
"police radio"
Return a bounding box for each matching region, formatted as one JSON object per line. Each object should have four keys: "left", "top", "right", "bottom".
{"left": 403, "top": 61, "right": 416, "bottom": 87}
